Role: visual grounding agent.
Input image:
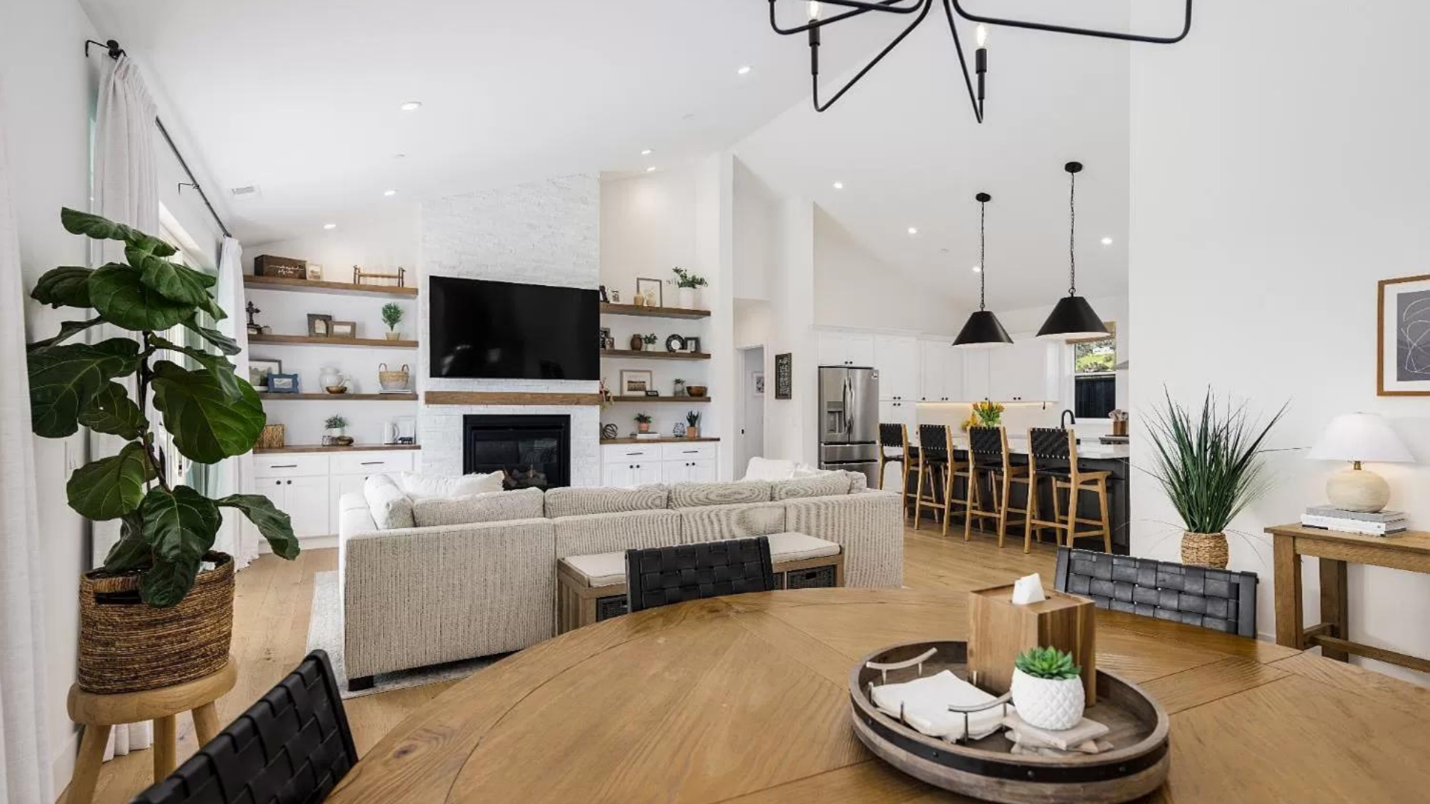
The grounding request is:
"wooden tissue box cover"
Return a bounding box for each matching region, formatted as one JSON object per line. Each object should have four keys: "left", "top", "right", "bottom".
{"left": 968, "top": 583, "right": 1097, "bottom": 704}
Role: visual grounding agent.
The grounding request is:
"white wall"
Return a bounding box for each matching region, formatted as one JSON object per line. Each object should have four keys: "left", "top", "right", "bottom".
{"left": 764, "top": 198, "right": 820, "bottom": 466}
{"left": 1129, "top": 0, "right": 1430, "bottom": 685}
{"left": 733, "top": 159, "right": 776, "bottom": 302}
{"left": 2, "top": 0, "right": 101, "bottom": 787}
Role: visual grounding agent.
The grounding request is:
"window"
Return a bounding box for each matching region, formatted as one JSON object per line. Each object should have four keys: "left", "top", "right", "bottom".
{"left": 1072, "top": 325, "right": 1116, "bottom": 420}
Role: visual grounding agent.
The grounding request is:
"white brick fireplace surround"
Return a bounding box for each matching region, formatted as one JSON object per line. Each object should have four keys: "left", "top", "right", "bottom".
{"left": 418, "top": 174, "right": 602, "bottom": 486}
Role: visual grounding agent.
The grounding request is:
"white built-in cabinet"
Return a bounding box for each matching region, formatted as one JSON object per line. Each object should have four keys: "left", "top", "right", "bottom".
{"left": 918, "top": 340, "right": 965, "bottom": 402}
{"left": 253, "top": 449, "right": 418, "bottom": 543}
{"left": 987, "top": 337, "right": 1058, "bottom": 402}
{"left": 601, "top": 442, "right": 718, "bottom": 486}
{"left": 874, "top": 334, "right": 919, "bottom": 400}
{"left": 962, "top": 348, "right": 991, "bottom": 402}
{"left": 818, "top": 330, "right": 876, "bottom": 368}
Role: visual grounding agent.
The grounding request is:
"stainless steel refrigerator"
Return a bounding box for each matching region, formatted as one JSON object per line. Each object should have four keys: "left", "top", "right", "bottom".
{"left": 818, "top": 365, "right": 880, "bottom": 488}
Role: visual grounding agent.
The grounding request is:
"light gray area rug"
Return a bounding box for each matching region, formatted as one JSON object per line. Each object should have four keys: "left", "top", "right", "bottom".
{"left": 305, "top": 571, "right": 499, "bottom": 699}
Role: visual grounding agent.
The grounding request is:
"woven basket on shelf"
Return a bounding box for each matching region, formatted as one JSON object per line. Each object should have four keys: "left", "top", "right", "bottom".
{"left": 378, "top": 362, "right": 410, "bottom": 392}
{"left": 1181, "top": 532, "right": 1229, "bottom": 569}
{"left": 77, "top": 552, "right": 234, "bottom": 694}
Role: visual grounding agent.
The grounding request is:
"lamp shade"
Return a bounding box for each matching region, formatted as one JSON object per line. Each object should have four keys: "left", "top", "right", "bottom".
{"left": 1036, "top": 295, "right": 1110, "bottom": 340}
{"left": 953, "top": 310, "right": 1013, "bottom": 348}
{"left": 1307, "top": 413, "right": 1414, "bottom": 463}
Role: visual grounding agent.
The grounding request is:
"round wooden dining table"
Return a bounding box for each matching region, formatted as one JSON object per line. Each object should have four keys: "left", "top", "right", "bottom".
{"left": 326, "top": 587, "right": 1430, "bottom": 804}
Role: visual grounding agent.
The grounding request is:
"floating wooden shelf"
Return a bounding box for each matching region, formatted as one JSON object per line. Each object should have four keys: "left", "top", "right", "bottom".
{"left": 249, "top": 334, "right": 418, "bottom": 348}
{"left": 254, "top": 444, "right": 421, "bottom": 454}
{"left": 424, "top": 391, "right": 603, "bottom": 406}
{"left": 609, "top": 396, "right": 711, "bottom": 403}
{"left": 601, "top": 437, "right": 720, "bottom": 445}
{"left": 244, "top": 274, "right": 417, "bottom": 297}
{"left": 600, "top": 302, "right": 710, "bottom": 320}
{"left": 601, "top": 349, "right": 710, "bottom": 361}
{"left": 259, "top": 393, "right": 417, "bottom": 401}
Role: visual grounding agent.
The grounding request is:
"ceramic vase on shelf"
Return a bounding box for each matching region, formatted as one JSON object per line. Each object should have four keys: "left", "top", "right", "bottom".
{"left": 385, "top": 329, "right": 400, "bottom": 341}
{"left": 1010, "top": 668, "right": 1085, "bottom": 731}
{"left": 686, "top": 425, "right": 700, "bottom": 439}
{"left": 637, "top": 421, "right": 651, "bottom": 434}
{"left": 629, "top": 334, "right": 644, "bottom": 351}
{"left": 677, "top": 286, "right": 698, "bottom": 309}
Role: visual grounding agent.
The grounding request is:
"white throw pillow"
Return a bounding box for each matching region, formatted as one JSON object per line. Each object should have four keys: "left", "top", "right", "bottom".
{"left": 792, "top": 463, "right": 833, "bottom": 479}
{"left": 364, "top": 474, "right": 415, "bottom": 530}
{"left": 396, "top": 470, "right": 505, "bottom": 500}
{"left": 742, "top": 457, "right": 799, "bottom": 482}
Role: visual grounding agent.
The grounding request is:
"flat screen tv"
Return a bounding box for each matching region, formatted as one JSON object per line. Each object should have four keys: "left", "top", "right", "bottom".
{"left": 429, "top": 276, "right": 599, "bottom": 381}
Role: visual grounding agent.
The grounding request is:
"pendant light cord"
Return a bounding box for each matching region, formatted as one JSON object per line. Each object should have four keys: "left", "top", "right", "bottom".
{"left": 979, "top": 198, "right": 987, "bottom": 311}
{"left": 1067, "top": 168, "right": 1077, "bottom": 297}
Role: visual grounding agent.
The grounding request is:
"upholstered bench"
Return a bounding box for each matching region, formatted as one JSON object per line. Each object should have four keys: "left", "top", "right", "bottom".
{"left": 556, "top": 532, "right": 845, "bottom": 634}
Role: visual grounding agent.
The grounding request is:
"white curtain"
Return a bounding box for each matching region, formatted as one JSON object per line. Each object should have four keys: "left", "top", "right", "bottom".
{"left": 214, "top": 236, "right": 259, "bottom": 569}
{"left": 0, "top": 76, "right": 56, "bottom": 804}
{"left": 91, "top": 53, "right": 157, "bottom": 761}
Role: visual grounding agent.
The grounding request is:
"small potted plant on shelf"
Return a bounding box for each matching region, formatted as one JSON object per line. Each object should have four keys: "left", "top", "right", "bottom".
{"left": 635, "top": 412, "right": 653, "bottom": 434}
{"left": 380, "top": 302, "right": 404, "bottom": 341}
{"left": 25, "top": 208, "right": 298, "bottom": 695}
{"left": 672, "top": 267, "right": 707, "bottom": 309}
{"left": 685, "top": 410, "right": 701, "bottom": 438}
{"left": 1010, "top": 646, "right": 1084, "bottom": 731}
{"left": 323, "top": 415, "right": 350, "bottom": 446}
{"left": 642, "top": 333, "right": 658, "bottom": 351}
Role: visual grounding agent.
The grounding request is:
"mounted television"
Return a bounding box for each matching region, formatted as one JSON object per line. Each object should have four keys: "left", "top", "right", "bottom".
{"left": 429, "top": 276, "right": 599, "bottom": 381}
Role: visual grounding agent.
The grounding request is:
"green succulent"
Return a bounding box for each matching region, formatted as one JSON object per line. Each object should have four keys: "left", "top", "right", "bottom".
{"left": 1014, "top": 646, "right": 1081, "bottom": 681}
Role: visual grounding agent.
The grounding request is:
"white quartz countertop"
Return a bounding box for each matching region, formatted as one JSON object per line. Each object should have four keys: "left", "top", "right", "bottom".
{"left": 906, "top": 434, "right": 1131, "bottom": 461}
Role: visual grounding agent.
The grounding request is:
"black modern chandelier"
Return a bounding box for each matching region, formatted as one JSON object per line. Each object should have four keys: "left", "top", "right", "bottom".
{"left": 953, "top": 192, "right": 1012, "bottom": 347}
{"left": 766, "top": 0, "right": 1193, "bottom": 119}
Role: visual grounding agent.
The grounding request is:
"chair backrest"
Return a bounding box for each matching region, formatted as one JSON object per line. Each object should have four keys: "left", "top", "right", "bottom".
{"left": 967, "top": 425, "right": 1006, "bottom": 464}
{"left": 626, "top": 536, "right": 777, "bottom": 613}
{"left": 1027, "top": 427, "right": 1072, "bottom": 473}
{"left": 130, "top": 650, "right": 358, "bottom": 804}
{"left": 917, "top": 424, "right": 950, "bottom": 461}
{"left": 879, "top": 422, "right": 906, "bottom": 453}
{"left": 1054, "top": 547, "right": 1258, "bottom": 637}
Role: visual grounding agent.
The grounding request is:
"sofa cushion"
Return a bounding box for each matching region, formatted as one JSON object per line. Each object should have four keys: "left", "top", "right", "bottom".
{"left": 847, "top": 471, "right": 868, "bottom": 492}
{"left": 553, "top": 509, "right": 684, "bottom": 560}
{"left": 397, "top": 470, "right": 504, "bottom": 500}
{"left": 559, "top": 531, "right": 840, "bottom": 589}
{"left": 742, "top": 457, "right": 799, "bottom": 481}
{"left": 364, "top": 474, "right": 414, "bottom": 530}
{"left": 772, "top": 473, "right": 853, "bottom": 501}
{"left": 544, "top": 484, "right": 668, "bottom": 519}
{"left": 669, "top": 480, "right": 772, "bottom": 509}
{"left": 679, "top": 500, "right": 787, "bottom": 542}
{"left": 767, "top": 531, "right": 842, "bottom": 562}
{"left": 410, "top": 487, "right": 545, "bottom": 528}
{"left": 561, "top": 552, "right": 628, "bottom": 588}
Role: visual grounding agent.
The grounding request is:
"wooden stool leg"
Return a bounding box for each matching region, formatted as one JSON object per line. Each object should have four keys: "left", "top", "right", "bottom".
{"left": 963, "top": 471, "right": 977, "bottom": 542}
{"left": 877, "top": 456, "right": 887, "bottom": 490}
{"left": 940, "top": 464, "right": 955, "bottom": 538}
{"left": 997, "top": 473, "right": 1011, "bottom": 548}
{"left": 192, "top": 701, "right": 221, "bottom": 745}
{"left": 154, "top": 714, "right": 178, "bottom": 780}
{"left": 1051, "top": 480, "right": 1065, "bottom": 547}
{"left": 1066, "top": 484, "right": 1079, "bottom": 549}
{"left": 1097, "top": 478, "right": 1113, "bottom": 553}
{"left": 64, "top": 723, "right": 111, "bottom": 804}
{"left": 1024, "top": 474, "right": 1037, "bottom": 554}
{"left": 914, "top": 461, "right": 927, "bottom": 531}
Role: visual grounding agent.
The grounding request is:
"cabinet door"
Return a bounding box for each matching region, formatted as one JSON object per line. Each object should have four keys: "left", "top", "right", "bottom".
{"left": 874, "top": 335, "right": 917, "bottom": 400}
{"left": 687, "top": 459, "right": 718, "bottom": 483}
{"left": 661, "top": 459, "right": 691, "bottom": 484}
{"left": 603, "top": 462, "right": 634, "bottom": 488}
{"left": 818, "top": 331, "right": 847, "bottom": 366}
{"left": 990, "top": 339, "right": 1056, "bottom": 402}
{"left": 963, "top": 349, "right": 991, "bottom": 401}
{"left": 633, "top": 462, "right": 663, "bottom": 486}
{"left": 845, "top": 333, "right": 876, "bottom": 367}
{"left": 919, "top": 341, "right": 942, "bottom": 401}
{"left": 941, "top": 345, "right": 965, "bottom": 402}
{"left": 279, "top": 475, "right": 330, "bottom": 537}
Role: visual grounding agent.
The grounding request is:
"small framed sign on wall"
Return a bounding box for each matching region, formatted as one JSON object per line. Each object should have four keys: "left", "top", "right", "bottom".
{"left": 1378, "top": 273, "right": 1430, "bottom": 396}
{"left": 775, "top": 353, "right": 793, "bottom": 400}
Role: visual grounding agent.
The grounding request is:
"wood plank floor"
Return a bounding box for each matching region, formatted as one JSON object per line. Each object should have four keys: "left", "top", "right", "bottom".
{"left": 71, "top": 522, "right": 1056, "bottom": 804}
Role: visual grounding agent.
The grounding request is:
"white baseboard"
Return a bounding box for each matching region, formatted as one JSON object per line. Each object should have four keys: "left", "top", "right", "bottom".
{"left": 52, "top": 727, "right": 78, "bottom": 797}
{"left": 259, "top": 534, "right": 338, "bottom": 553}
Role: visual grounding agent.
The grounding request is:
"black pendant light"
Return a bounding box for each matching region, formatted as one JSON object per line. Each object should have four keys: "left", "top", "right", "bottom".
{"left": 954, "top": 192, "right": 1013, "bottom": 348}
{"left": 1037, "top": 162, "right": 1110, "bottom": 341}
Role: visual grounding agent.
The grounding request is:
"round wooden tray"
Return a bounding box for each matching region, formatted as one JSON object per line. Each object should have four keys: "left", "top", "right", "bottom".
{"left": 849, "top": 641, "right": 1169, "bottom": 804}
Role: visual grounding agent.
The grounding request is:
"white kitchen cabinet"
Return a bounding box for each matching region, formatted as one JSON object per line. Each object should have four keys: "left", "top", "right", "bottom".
{"left": 874, "top": 334, "right": 919, "bottom": 401}
{"left": 254, "top": 449, "right": 418, "bottom": 545}
{"left": 257, "top": 474, "right": 330, "bottom": 539}
{"left": 918, "top": 340, "right": 966, "bottom": 402}
{"left": 963, "top": 348, "right": 991, "bottom": 401}
{"left": 879, "top": 399, "right": 917, "bottom": 429}
{"left": 817, "top": 330, "right": 875, "bottom": 367}
{"left": 988, "top": 338, "right": 1059, "bottom": 402}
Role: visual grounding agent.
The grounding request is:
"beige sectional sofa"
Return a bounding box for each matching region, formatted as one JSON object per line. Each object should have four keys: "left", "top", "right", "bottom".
{"left": 338, "top": 472, "right": 903, "bottom": 684}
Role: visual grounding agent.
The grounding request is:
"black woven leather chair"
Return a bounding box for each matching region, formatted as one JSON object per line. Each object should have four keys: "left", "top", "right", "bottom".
{"left": 130, "top": 650, "right": 358, "bottom": 804}
{"left": 626, "top": 537, "right": 777, "bottom": 612}
{"left": 1054, "top": 547, "right": 1258, "bottom": 636}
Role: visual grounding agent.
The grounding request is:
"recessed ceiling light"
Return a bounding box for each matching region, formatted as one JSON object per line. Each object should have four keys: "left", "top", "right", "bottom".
{"left": 399, "top": 101, "right": 422, "bottom": 111}
{"left": 383, "top": 189, "right": 397, "bottom": 197}
{"left": 907, "top": 227, "right": 918, "bottom": 235}
{"left": 1101, "top": 236, "right": 1114, "bottom": 245}
{"left": 645, "top": 166, "right": 657, "bottom": 173}
{"left": 972, "top": 265, "right": 982, "bottom": 272}
{"left": 737, "top": 66, "right": 752, "bottom": 75}
{"left": 641, "top": 148, "right": 653, "bottom": 156}
{"left": 832, "top": 181, "right": 844, "bottom": 190}
{"left": 323, "top": 223, "right": 337, "bottom": 230}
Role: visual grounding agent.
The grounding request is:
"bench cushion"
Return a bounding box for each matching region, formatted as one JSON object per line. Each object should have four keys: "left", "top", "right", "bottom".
{"left": 545, "top": 484, "right": 668, "bottom": 519}
{"left": 560, "top": 532, "right": 841, "bottom": 588}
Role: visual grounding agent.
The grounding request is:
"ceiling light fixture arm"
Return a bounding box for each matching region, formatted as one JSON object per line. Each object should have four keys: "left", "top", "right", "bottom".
{"left": 767, "top": 0, "right": 919, "bottom": 36}
{"left": 811, "top": 0, "right": 933, "bottom": 112}
{"left": 948, "top": 0, "right": 1193, "bottom": 44}
{"left": 941, "top": 0, "right": 983, "bottom": 123}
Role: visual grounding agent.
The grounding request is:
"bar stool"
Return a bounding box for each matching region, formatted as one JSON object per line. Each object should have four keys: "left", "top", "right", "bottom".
{"left": 963, "top": 426, "right": 1029, "bottom": 547}
{"left": 912, "top": 424, "right": 976, "bottom": 537}
{"left": 1023, "top": 427, "right": 1079, "bottom": 553}
{"left": 1026, "top": 427, "right": 1112, "bottom": 553}
{"left": 878, "top": 423, "right": 919, "bottom": 520}
{"left": 913, "top": 424, "right": 950, "bottom": 530}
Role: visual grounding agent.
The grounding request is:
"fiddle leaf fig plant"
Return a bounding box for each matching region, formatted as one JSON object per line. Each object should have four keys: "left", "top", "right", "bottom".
{"left": 27, "top": 209, "right": 298, "bottom": 607}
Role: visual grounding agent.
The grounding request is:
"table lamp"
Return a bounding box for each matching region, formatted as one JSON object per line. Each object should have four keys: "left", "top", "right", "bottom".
{"left": 1307, "top": 413, "right": 1414, "bottom": 512}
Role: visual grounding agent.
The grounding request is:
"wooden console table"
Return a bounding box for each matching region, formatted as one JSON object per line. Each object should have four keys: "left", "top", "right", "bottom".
{"left": 1266, "top": 523, "right": 1430, "bottom": 672}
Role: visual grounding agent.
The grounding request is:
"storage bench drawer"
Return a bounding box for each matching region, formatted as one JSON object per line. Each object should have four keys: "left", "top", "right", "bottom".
{"left": 330, "top": 450, "right": 414, "bottom": 476}
{"left": 660, "top": 442, "right": 716, "bottom": 462}
{"left": 253, "top": 454, "right": 329, "bottom": 478}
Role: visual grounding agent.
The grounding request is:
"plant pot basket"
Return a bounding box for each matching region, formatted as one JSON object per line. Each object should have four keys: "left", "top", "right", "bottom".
{"left": 77, "top": 552, "right": 234, "bottom": 694}
{"left": 1181, "top": 532, "right": 1229, "bottom": 569}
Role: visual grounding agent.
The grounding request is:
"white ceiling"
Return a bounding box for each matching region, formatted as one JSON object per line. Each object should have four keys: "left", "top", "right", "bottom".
{"left": 80, "top": 0, "right": 1146, "bottom": 309}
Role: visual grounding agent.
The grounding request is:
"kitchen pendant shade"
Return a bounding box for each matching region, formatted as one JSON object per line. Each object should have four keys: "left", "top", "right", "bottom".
{"left": 954, "top": 310, "right": 1013, "bottom": 347}
{"left": 1036, "top": 295, "right": 1110, "bottom": 340}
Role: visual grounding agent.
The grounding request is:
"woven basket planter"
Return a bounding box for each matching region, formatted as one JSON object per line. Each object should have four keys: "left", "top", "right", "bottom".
{"left": 1181, "top": 532, "right": 1229, "bottom": 569}
{"left": 77, "top": 552, "right": 234, "bottom": 694}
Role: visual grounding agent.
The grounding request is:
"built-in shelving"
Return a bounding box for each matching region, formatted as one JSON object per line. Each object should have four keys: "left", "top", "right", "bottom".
{"left": 425, "top": 391, "right": 603, "bottom": 406}
{"left": 249, "top": 333, "right": 418, "bottom": 349}
{"left": 600, "top": 437, "right": 720, "bottom": 445}
{"left": 244, "top": 274, "right": 418, "bottom": 297}
{"left": 601, "top": 349, "right": 710, "bottom": 361}
{"left": 600, "top": 303, "right": 710, "bottom": 320}
{"left": 254, "top": 444, "right": 421, "bottom": 454}
{"left": 609, "top": 396, "right": 711, "bottom": 403}
{"left": 259, "top": 393, "right": 418, "bottom": 401}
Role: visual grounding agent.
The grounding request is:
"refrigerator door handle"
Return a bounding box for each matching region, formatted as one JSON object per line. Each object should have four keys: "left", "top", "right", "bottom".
{"left": 844, "top": 378, "right": 853, "bottom": 440}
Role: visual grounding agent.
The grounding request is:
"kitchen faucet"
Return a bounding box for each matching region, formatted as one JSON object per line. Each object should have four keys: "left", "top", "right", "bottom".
{"left": 1061, "top": 409, "right": 1076, "bottom": 429}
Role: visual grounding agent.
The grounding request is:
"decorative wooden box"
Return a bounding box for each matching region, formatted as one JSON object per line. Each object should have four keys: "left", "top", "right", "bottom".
{"left": 254, "top": 254, "right": 307, "bottom": 279}
{"left": 968, "top": 583, "right": 1097, "bottom": 703}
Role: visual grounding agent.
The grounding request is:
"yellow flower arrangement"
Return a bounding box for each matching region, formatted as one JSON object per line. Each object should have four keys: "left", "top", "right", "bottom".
{"left": 972, "top": 399, "right": 1005, "bottom": 427}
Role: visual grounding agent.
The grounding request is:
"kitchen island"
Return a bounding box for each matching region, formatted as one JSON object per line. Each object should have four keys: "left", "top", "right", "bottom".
{"left": 900, "top": 435, "right": 1132, "bottom": 554}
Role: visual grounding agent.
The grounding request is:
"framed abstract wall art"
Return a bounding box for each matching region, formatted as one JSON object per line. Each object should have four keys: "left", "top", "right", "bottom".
{"left": 1379, "top": 273, "right": 1430, "bottom": 396}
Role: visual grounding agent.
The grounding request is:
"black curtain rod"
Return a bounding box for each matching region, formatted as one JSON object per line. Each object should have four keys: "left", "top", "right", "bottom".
{"left": 85, "top": 38, "right": 233, "bottom": 240}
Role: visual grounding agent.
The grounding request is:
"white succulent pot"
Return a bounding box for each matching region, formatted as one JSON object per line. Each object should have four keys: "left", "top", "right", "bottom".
{"left": 1010, "top": 668, "right": 1085, "bottom": 731}
{"left": 677, "top": 286, "right": 697, "bottom": 309}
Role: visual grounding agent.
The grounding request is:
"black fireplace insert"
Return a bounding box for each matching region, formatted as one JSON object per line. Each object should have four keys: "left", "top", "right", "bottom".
{"left": 462, "top": 414, "right": 571, "bottom": 490}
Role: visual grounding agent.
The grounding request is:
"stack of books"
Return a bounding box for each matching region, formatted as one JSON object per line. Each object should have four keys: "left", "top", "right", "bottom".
{"left": 1301, "top": 505, "right": 1408, "bottom": 536}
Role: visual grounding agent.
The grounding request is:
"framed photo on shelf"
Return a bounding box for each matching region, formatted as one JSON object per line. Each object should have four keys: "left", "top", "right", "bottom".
{"left": 306, "top": 264, "right": 325, "bottom": 281}
{"left": 599, "top": 285, "right": 609, "bottom": 303}
{"left": 635, "top": 277, "right": 663, "bottom": 308}
{"left": 330, "top": 320, "right": 356, "bottom": 338}
{"left": 1379, "top": 273, "right": 1430, "bottom": 395}
{"left": 307, "top": 313, "right": 333, "bottom": 337}
{"left": 249, "top": 359, "right": 282, "bottom": 391}
{"left": 684, "top": 336, "right": 701, "bottom": 354}
{"left": 620, "top": 369, "right": 654, "bottom": 395}
{"left": 268, "top": 373, "right": 301, "bottom": 393}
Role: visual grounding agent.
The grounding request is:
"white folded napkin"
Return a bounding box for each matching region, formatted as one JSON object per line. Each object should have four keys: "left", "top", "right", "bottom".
{"left": 871, "top": 670, "right": 1007, "bottom": 742}
{"left": 1012, "top": 573, "right": 1046, "bottom": 605}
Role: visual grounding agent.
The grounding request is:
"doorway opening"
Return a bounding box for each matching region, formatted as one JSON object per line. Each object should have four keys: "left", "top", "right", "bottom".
{"left": 736, "top": 345, "right": 766, "bottom": 477}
